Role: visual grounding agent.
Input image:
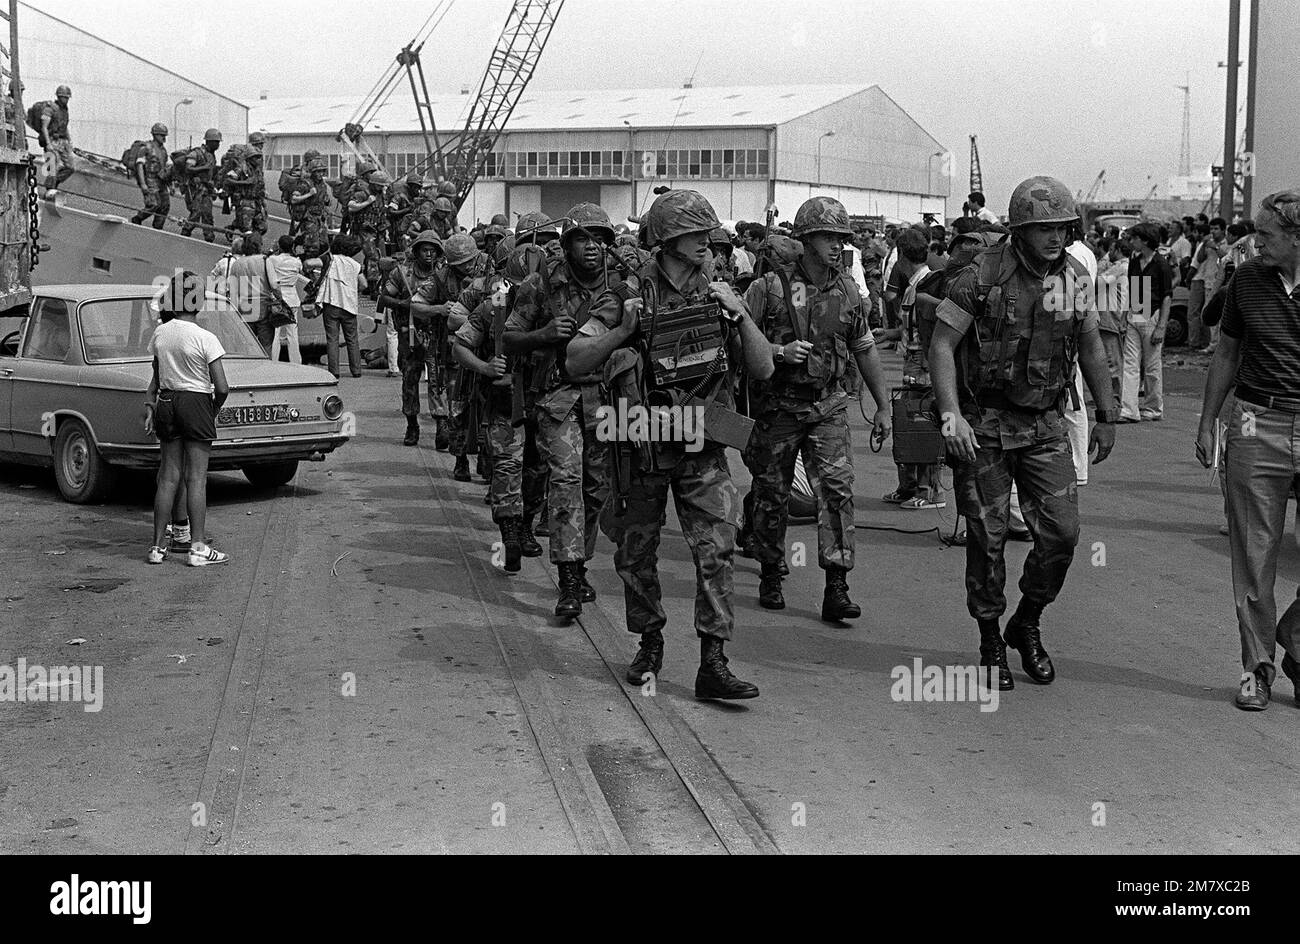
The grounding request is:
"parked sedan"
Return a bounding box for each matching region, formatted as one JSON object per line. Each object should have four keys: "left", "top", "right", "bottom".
{"left": 0, "top": 284, "right": 352, "bottom": 503}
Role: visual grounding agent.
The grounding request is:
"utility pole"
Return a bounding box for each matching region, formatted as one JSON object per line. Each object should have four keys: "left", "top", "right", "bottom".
{"left": 1219, "top": 0, "right": 1241, "bottom": 221}
{"left": 1242, "top": 0, "right": 1259, "bottom": 215}
{"left": 1176, "top": 75, "right": 1191, "bottom": 177}
{"left": 968, "top": 135, "right": 983, "bottom": 195}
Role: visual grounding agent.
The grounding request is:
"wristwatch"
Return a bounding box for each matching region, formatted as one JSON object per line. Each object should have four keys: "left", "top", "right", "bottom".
{"left": 1094, "top": 408, "right": 1120, "bottom": 424}
{"left": 773, "top": 345, "right": 785, "bottom": 364}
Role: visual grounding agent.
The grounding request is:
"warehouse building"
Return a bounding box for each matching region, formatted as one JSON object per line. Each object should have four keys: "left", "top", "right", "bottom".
{"left": 16, "top": 1, "right": 247, "bottom": 158}
{"left": 1252, "top": 0, "right": 1298, "bottom": 215}
{"left": 249, "top": 83, "right": 949, "bottom": 227}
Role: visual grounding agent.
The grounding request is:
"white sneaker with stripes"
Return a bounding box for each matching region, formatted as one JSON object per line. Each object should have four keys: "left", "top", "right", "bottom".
{"left": 187, "top": 543, "right": 229, "bottom": 567}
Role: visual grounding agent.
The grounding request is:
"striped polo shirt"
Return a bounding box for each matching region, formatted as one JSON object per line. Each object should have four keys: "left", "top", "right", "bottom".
{"left": 1220, "top": 257, "right": 1300, "bottom": 400}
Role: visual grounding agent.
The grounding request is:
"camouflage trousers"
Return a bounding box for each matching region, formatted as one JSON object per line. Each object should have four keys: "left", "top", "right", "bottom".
{"left": 180, "top": 186, "right": 215, "bottom": 242}
{"left": 486, "top": 406, "right": 546, "bottom": 523}
{"left": 535, "top": 394, "right": 609, "bottom": 564}
{"left": 953, "top": 428, "right": 1080, "bottom": 621}
{"left": 602, "top": 447, "right": 738, "bottom": 641}
{"left": 747, "top": 405, "right": 855, "bottom": 570}
{"left": 130, "top": 186, "right": 170, "bottom": 230}
{"left": 397, "top": 330, "right": 448, "bottom": 420}
{"left": 232, "top": 197, "right": 267, "bottom": 237}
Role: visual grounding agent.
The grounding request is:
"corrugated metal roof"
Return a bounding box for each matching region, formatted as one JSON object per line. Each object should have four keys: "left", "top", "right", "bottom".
{"left": 249, "top": 84, "right": 875, "bottom": 136}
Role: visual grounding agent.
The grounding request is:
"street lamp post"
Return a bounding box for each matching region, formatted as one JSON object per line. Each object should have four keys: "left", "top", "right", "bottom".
{"left": 174, "top": 97, "right": 193, "bottom": 147}
{"left": 816, "top": 130, "right": 835, "bottom": 187}
{"left": 927, "top": 150, "right": 946, "bottom": 200}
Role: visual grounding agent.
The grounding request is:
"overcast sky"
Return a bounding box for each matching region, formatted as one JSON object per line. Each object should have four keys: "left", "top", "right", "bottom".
{"left": 28, "top": 0, "right": 1244, "bottom": 208}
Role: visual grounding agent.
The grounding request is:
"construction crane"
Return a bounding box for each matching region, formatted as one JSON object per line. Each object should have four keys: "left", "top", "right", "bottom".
{"left": 1078, "top": 170, "right": 1105, "bottom": 202}
{"left": 337, "top": 0, "right": 457, "bottom": 174}
{"left": 968, "top": 135, "right": 983, "bottom": 195}
{"left": 418, "top": 0, "right": 564, "bottom": 207}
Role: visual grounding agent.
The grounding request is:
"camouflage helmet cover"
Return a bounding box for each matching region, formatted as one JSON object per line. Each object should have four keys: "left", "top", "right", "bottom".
{"left": 792, "top": 196, "right": 852, "bottom": 238}
{"left": 707, "top": 227, "right": 733, "bottom": 248}
{"left": 443, "top": 232, "right": 478, "bottom": 266}
{"left": 248, "top": 131, "right": 266, "bottom": 147}
{"left": 150, "top": 122, "right": 168, "bottom": 136}
{"left": 516, "top": 211, "right": 560, "bottom": 243}
{"left": 1007, "top": 176, "right": 1078, "bottom": 228}
{"left": 642, "top": 189, "right": 720, "bottom": 248}
{"left": 561, "top": 202, "right": 615, "bottom": 243}
{"left": 432, "top": 196, "right": 455, "bottom": 214}
{"left": 409, "top": 230, "right": 444, "bottom": 254}
{"left": 204, "top": 128, "right": 222, "bottom": 143}
{"left": 56, "top": 84, "right": 71, "bottom": 98}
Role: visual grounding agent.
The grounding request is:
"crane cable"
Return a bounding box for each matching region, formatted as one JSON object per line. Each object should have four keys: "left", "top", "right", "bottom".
{"left": 350, "top": 0, "right": 457, "bottom": 130}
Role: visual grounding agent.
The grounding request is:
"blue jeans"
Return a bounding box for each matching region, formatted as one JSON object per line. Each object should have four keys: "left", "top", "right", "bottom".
{"left": 1224, "top": 395, "right": 1300, "bottom": 683}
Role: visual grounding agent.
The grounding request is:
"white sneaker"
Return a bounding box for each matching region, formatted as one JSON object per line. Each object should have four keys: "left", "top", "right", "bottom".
{"left": 147, "top": 545, "right": 167, "bottom": 564}
{"left": 188, "top": 543, "right": 229, "bottom": 566}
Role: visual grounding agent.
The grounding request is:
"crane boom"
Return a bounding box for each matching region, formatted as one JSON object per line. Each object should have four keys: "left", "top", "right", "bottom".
{"left": 420, "top": 0, "right": 565, "bottom": 207}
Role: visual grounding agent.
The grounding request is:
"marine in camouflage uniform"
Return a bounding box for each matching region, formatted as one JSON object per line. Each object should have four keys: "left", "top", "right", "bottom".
{"left": 743, "top": 197, "right": 894, "bottom": 621}
{"left": 224, "top": 135, "right": 268, "bottom": 238}
{"left": 429, "top": 196, "right": 457, "bottom": 241}
{"left": 438, "top": 234, "right": 492, "bottom": 479}
{"left": 376, "top": 231, "right": 447, "bottom": 446}
{"left": 451, "top": 253, "right": 545, "bottom": 570}
{"left": 180, "top": 128, "right": 222, "bottom": 242}
{"left": 503, "top": 207, "right": 614, "bottom": 619}
{"left": 347, "top": 168, "right": 390, "bottom": 296}
{"left": 290, "top": 158, "right": 332, "bottom": 249}
{"left": 129, "top": 123, "right": 171, "bottom": 230}
{"left": 930, "top": 176, "right": 1118, "bottom": 691}
{"left": 567, "top": 190, "right": 777, "bottom": 701}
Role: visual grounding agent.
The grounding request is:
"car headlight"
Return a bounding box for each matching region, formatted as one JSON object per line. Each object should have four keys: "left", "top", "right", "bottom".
{"left": 323, "top": 395, "right": 343, "bottom": 420}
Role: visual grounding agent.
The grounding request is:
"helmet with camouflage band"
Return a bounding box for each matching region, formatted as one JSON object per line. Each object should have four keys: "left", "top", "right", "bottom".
{"left": 515, "top": 211, "right": 560, "bottom": 245}
{"left": 642, "top": 189, "right": 720, "bottom": 248}
{"left": 561, "top": 202, "right": 615, "bottom": 244}
{"left": 792, "top": 196, "right": 853, "bottom": 238}
{"left": 443, "top": 232, "right": 478, "bottom": 267}
{"left": 1007, "top": 176, "right": 1078, "bottom": 228}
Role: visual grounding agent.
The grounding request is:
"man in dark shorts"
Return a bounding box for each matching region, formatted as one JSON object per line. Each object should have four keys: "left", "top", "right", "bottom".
{"left": 145, "top": 271, "right": 231, "bottom": 565}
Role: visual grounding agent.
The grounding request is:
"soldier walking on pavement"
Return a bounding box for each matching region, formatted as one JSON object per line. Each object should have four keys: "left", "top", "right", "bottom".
{"left": 503, "top": 205, "right": 618, "bottom": 619}
{"left": 743, "top": 197, "right": 894, "bottom": 621}
{"left": 290, "top": 157, "right": 332, "bottom": 250}
{"left": 439, "top": 233, "right": 492, "bottom": 481}
{"left": 452, "top": 246, "right": 545, "bottom": 571}
{"left": 180, "top": 128, "right": 222, "bottom": 242}
{"left": 928, "top": 176, "right": 1118, "bottom": 690}
{"left": 377, "top": 230, "right": 445, "bottom": 447}
{"left": 130, "top": 123, "right": 172, "bottom": 230}
{"left": 567, "top": 189, "right": 776, "bottom": 700}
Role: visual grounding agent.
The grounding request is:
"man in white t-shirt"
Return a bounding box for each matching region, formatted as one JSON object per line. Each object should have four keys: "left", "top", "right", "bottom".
{"left": 317, "top": 234, "right": 369, "bottom": 378}
{"left": 145, "top": 271, "right": 230, "bottom": 566}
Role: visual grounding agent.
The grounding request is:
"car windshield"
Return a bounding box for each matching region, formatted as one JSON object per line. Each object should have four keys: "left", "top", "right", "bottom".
{"left": 79, "top": 298, "right": 267, "bottom": 362}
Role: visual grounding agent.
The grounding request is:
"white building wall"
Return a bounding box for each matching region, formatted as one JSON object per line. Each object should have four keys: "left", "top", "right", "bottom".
{"left": 774, "top": 181, "right": 944, "bottom": 224}
{"left": 462, "top": 180, "right": 506, "bottom": 225}
{"left": 508, "top": 185, "right": 542, "bottom": 217}
{"left": 1253, "top": 1, "right": 1300, "bottom": 215}
{"left": 17, "top": 4, "right": 247, "bottom": 158}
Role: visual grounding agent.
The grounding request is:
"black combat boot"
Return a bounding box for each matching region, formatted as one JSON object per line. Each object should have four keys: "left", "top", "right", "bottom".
{"left": 452, "top": 454, "right": 471, "bottom": 482}
{"left": 625, "top": 630, "right": 664, "bottom": 684}
{"left": 1003, "top": 598, "right": 1055, "bottom": 684}
{"left": 821, "top": 566, "right": 861, "bottom": 621}
{"left": 576, "top": 561, "right": 596, "bottom": 603}
{"left": 519, "top": 516, "right": 543, "bottom": 557}
{"left": 476, "top": 451, "right": 488, "bottom": 481}
{"left": 534, "top": 506, "right": 550, "bottom": 537}
{"left": 695, "top": 637, "right": 759, "bottom": 700}
{"left": 434, "top": 420, "right": 449, "bottom": 452}
{"left": 498, "top": 518, "right": 521, "bottom": 574}
{"left": 978, "top": 618, "right": 1014, "bottom": 691}
{"left": 555, "top": 562, "right": 582, "bottom": 620}
{"left": 403, "top": 416, "right": 419, "bottom": 447}
{"left": 758, "top": 562, "right": 785, "bottom": 610}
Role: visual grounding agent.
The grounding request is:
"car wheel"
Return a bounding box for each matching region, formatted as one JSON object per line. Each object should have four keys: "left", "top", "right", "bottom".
{"left": 1165, "top": 308, "right": 1187, "bottom": 348}
{"left": 53, "top": 418, "right": 117, "bottom": 504}
{"left": 242, "top": 460, "right": 299, "bottom": 488}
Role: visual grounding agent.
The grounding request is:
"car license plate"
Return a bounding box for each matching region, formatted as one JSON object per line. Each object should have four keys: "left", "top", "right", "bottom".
{"left": 219, "top": 404, "right": 290, "bottom": 426}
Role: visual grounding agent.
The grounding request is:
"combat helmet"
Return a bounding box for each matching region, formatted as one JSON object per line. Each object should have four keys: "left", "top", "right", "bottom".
{"left": 792, "top": 196, "right": 853, "bottom": 238}
{"left": 355, "top": 160, "right": 377, "bottom": 178}
{"left": 515, "top": 211, "right": 559, "bottom": 244}
{"left": 55, "top": 84, "right": 71, "bottom": 99}
{"left": 561, "top": 203, "right": 615, "bottom": 244}
{"left": 707, "top": 227, "right": 733, "bottom": 248}
{"left": 443, "top": 232, "right": 478, "bottom": 267}
{"left": 204, "top": 128, "right": 222, "bottom": 144}
{"left": 432, "top": 196, "right": 455, "bottom": 215}
{"left": 409, "top": 230, "right": 444, "bottom": 256}
{"left": 437, "top": 180, "right": 458, "bottom": 198}
{"left": 150, "top": 122, "right": 168, "bottom": 137}
{"left": 248, "top": 132, "right": 266, "bottom": 148}
{"left": 642, "top": 189, "right": 719, "bottom": 248}
{"left": 1007, "top": 177, "right": 1078, "bottom": 228}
